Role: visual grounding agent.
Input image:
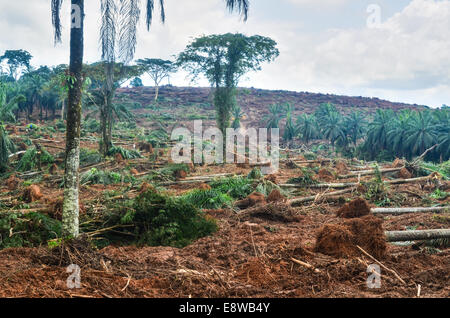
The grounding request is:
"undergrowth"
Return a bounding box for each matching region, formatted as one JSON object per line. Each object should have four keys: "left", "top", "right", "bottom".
{"left": 16, "top": 147, "right": 54, "bottom": 172}
{"left": 0, "top": 212, "right": 61, "bottom": 249}
{"left": 98, "top": 188, "right": 217, "bottom": 248}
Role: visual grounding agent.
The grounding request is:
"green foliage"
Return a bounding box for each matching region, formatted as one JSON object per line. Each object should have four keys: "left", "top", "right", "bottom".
{"left": 231, "top": 105, "right": 245, "bottom": 129}
{"left": 420, "top": 160, "right": 450, "bottom": 180}
{"left": 79, "top": 148, "right": 103, "bottom": 166}
{"left": 103, "top": 189, "right": 218, "bottom": 248}
{"left": 80, "top": 168, "right": 134, "bottom": 185}
{"left": 16, "top": 147, "right": 54, "bottom": 172}
{"left": 107, "top": 146, "right": 142, "bottom": 159}
{"left": 0, "top": 212, "right": 61, "bottom": 249}
{"left": 146, "top": 128, "right": 169, "bottom": 148}
{"left": 363, "top": 166, "right": 391, "bottom": 206}
{"left": 287, "top": 167, "right": 317, "bottom": 186}
{"left": 429, "top": 189, "right": 449, "bottom": 200}
{"left": 255, "top": 180, "right": 288, "bottom": 197}
{"left": 181, "top": 189, "right": 233, "bottom": 209}
{"left": 0, "top": 125, "right": 15, "bottom": 169}
{"left": 82, "top": 118, "right": 101, "bottom": 133}
{"left": 247, "top": 167, "right": 263, "bottom": 180}
{"left": 263, "top": 103, "right": 286, "bottom": 129}
{"left": 178, "top": 33, "right": 279, "bottom": 133}
{"left": 209, "top": 176, "right": 253, "bottom": 199}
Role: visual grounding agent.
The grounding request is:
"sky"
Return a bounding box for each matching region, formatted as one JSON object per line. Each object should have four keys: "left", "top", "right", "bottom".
{"left": 0, "top": 0, "right": 449, "bottom": 108}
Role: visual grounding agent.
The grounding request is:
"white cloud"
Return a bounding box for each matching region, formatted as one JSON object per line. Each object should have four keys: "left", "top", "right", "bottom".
{"left": 0, "top": 0, "right": 449, "bottom": 107}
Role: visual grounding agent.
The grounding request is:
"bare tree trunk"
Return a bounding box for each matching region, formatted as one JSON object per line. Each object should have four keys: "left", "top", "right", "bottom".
{"left": 385, "top": 229, "right": 450, "bottom": 242}
{"left": 154, "top": 84, "right": 159, "bottom": 102}
{"left": 61, "top": 100, "right": 65, "bottom": 121}
{"left": 372, "top": 207, "right": 449, "bottom": 214}
{"left": 62, "top": 0, "right": 84, "bottom": 238}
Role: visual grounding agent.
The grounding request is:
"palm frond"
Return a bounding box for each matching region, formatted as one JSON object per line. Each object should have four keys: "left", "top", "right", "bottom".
{"left": 100, "top": 0, "right": 118, "bottom": 63}
{"left": 145, "top": 0, "right": 165, "bottom": 30}
{"left": 118, "top": 0, "right": 141, "bottom": 63}
{"left": 225, "top": 0, "right": 249, "bottom": 21}
{"left": 51, "top": 0, "right": 64, "bottom": 44}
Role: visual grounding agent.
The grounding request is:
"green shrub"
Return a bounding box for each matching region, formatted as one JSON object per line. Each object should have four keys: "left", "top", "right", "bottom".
{"left": 81, "top": 168, "right": 134, "bottom": 185}
{"left": 17, "top": 147, "right": 54, "bottom": 172}
{"left": 104, "top": 189, "right": 217, "bottom": 248}
{"left": 209, "top": 176, "right": 253, "bottom": 199}
{"left": 79, "top": 148, "right": 103, "bottom": 166}
{"left": 181, "top": 189, "right": 232, "bottom": 209}
{"left": 287, "top": 167, "right": 317, "bottom": 186}
{"left": 0, "top": 212, "right": 61, "bottom": 249}
{"left": 107, "top": 146, "right": 142, "bottom": 159}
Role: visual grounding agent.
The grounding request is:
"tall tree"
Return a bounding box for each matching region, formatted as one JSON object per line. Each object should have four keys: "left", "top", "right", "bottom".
{"left": 51, "top": 0, "right": 85, "bottom": 237}
{"left": 178, "top": 33, "right": 279, "bottom": 136}
{"left": 0, "top": 49, "right": 32, "bottom": 80}
{"left": 51, "top": 0, "right": 251, "bottom": 237}
{"left": 136, "top": 58, "right": 176, "bottom": 102}
{"left": 84, "top": 62, "right": 141, "bottom": 155}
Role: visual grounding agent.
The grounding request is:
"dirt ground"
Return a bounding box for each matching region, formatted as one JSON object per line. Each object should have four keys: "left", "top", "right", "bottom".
{"left": 0, "top": 125, "right": 449, "bottom": 298}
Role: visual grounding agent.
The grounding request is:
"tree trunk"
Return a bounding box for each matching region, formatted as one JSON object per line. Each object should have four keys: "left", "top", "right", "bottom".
{"left": 385, "top": 229, "right": 450, "bottom": 242}
{"left": 62, "top": 0, "right": 84, "bottom": 238}
{"left": 372, "top": 207, "right": 449, "bottom": 214}
{"left": 60, "top": 100, "right": 65, "bottom": 121}
{"left": 154, "top": 84, "right": 159, "bottom": 102}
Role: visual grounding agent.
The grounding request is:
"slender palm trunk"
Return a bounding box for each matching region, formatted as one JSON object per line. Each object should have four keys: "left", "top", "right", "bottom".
{"left": 62, "top": 0, "right": 84, "bottom": 238}
{"left": 154, "top": 84, "right": 159, "bottom": 102}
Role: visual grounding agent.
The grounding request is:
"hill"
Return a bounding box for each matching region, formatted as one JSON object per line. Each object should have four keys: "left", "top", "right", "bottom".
{"left": 117, "top": 86, "right": 427, "bottom": 130}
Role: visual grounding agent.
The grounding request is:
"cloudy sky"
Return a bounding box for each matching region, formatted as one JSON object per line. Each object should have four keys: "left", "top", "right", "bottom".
{"left": 1, "top": 0, "right": 449, "bottom": 107}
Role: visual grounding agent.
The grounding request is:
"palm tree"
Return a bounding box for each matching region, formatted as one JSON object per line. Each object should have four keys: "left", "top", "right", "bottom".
{"left": 344, "top": 111, "right": 367, "bottom": 147}
{"left": 0, "top": 82, "right": 25, "bottom": 168}
{"left": 314, "top": 102, "right": 338, "bottom": 126}
{"left": 264, "top": 103, "right": 286, "bottom": 129}
{"left": 321, "top": 110, "right": 345, "bottom": 147}
{"left": 50, "top": 0, "right": 250, "bottom": 238}
{"left": 386, "top": 110, "right": 411, "bottom": 158}
{"left": 404, "top": 111, "right": 438, "bottom": 157}
{"left": 435, "top": 108, "right": 450, "bottom": 161}
{"left": 231, "top": 105, "right": 245, "bottom": 129}
{"left": 366, "top": 109, "right": 393, "bottom": 155}
{"left": 283, "top": 105, "right": 297, "bottom": 145}
{"left": 296, "top": 113, "right": 318, "bottom": 145}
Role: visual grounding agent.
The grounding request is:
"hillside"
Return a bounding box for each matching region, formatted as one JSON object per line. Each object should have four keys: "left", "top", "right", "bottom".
{"left": 117, "top": 86, "right": 426, "bottom": 130}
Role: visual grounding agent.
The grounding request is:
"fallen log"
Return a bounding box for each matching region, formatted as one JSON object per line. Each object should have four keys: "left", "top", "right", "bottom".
{"left": 8, "top": 151, "right": 27, "bottom": 158}
{"left": 280, "top": 176, "right": 432, "bottom": 190}
{"left": 372, "top": 207, "right": 449, "bottom": 214}
{"left": 338, "top": 167, "right": 403, "bottom": 179}
{"left": 385, "top": 229, "right": 450, "bottom": 242}
{"left": 289, "top": 188, "right": 356, "bottom": 206}
{"left": 281, "top": 182, "right": 357, "bottom": 189}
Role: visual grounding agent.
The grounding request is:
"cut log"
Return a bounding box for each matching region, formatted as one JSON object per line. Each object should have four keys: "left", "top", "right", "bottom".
{"left": 372, "top": 207, "right": 449, "bottom": 214}
{"left": 281, "top": 176, "right": 432, "bottom": 190}
{"left": 289, "top": 188, "right": 355, "bottom": 206}
{"left": 338, "top": 167, "right": 403, "bottom": 179}
{"left": 385, "top": 229, "right": 450, "bottom": 242}
{"left": 8, "top": 151, "right": 27, "bottom": 158}
{"left": 281, "top": 182, "right": 358, "bottom": 189}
